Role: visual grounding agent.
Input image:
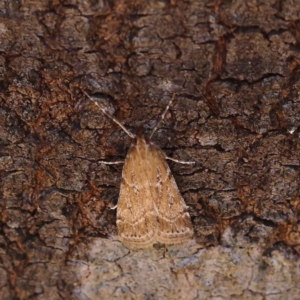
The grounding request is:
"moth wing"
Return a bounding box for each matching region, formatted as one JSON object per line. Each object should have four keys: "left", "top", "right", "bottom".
{"left": 116, "top": 146, "right": 157, "bottom": 248}
{"left": 149, "top": 146, "right": 194, "bottom": 245}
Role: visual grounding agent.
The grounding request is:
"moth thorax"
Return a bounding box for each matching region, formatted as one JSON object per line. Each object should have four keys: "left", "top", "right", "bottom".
{"left": 135, "top": 133, "right": 149, "bottom": 147}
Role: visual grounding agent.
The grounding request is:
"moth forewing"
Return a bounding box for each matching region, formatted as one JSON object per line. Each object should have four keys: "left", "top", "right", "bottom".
{"left": 149, "top": 144, "right": 193, "bottom": 244}
{"left": 116, "top": 136, "right": 157, "bottom": 248}
{"left": 85, "top": 92, "right": 194, "bottom": 248}
{"left": 116, "top": 134, "right": 193, "bottom": 248}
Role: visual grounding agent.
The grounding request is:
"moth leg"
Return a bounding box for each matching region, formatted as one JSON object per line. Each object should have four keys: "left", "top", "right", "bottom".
{"left": 110, "top": 204, "right": 117, "bottom": 210}
{"left": 165, "top": 157, "right": 195, "bottom": 165}
{"left": 98, "top": 160, "right": 124, "bottom": 164}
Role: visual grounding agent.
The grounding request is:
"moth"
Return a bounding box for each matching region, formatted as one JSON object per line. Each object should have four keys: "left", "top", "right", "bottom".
{"left": 84, "top": 92, "right": 194, "bottom": 248}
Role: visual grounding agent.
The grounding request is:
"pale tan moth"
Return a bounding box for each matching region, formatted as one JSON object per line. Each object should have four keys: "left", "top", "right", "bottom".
{"left": 84, "top": 92, "right": 194, "bottom": 248}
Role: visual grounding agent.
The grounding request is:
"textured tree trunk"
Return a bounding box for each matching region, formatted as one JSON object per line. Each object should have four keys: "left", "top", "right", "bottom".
{"left": 0, "top": 0, "right": 299, "bottom": 299}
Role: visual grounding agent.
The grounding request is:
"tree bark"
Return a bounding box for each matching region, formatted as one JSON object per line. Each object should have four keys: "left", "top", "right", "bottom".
{"left": 0, "top": 0, "right": 299, "bottom": 299}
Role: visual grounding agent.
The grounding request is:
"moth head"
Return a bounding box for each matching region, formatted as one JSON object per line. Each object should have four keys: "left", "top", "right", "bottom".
{"left": 134, "top": 126, "right": 149, "bottom": 145}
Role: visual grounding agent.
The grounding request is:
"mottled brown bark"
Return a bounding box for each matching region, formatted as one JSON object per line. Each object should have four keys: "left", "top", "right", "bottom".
{"left": 0, "top": 0, "right": 299, "bottom": 299}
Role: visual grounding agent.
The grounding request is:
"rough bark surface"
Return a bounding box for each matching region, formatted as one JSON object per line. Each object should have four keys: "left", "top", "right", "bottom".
{"left": 0, "top": 0, "right": 299, "bottom": 299}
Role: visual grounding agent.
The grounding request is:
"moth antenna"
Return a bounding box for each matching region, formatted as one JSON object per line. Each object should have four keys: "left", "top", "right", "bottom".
{"left": 82, "top": 91, "right": 136, "bottom": 139}
{"left": 149, "top": 93, "right": 176, "bottom": 140}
